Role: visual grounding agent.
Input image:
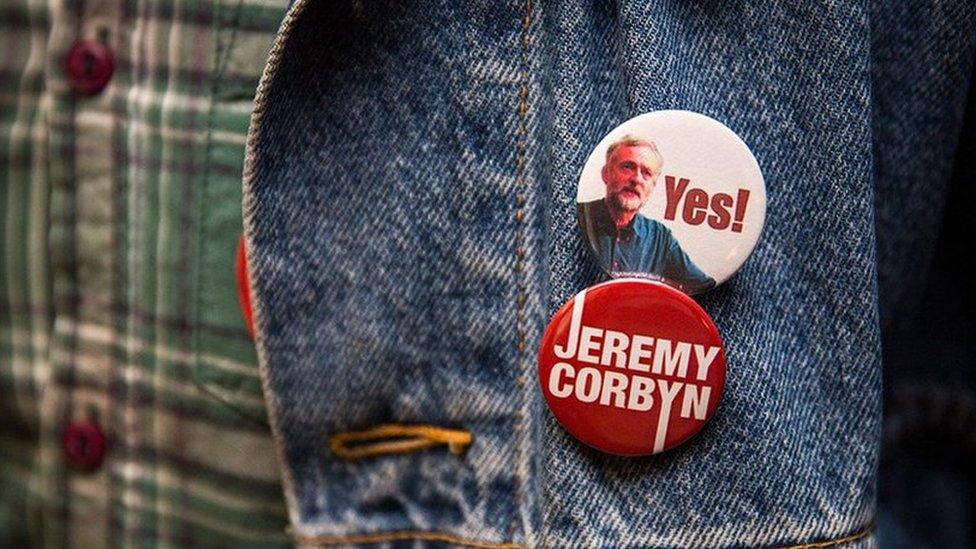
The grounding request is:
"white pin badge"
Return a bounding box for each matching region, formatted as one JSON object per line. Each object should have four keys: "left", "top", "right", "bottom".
{"left": 577, "top": 110, "right": 766, "bottom": 294}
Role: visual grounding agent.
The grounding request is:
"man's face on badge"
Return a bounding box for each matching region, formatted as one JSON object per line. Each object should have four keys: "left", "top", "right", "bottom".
{"left": 601, "top": 145, "right": 662, "bottom": 213}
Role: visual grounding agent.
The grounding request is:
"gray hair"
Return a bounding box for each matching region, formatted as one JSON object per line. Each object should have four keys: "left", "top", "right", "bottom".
{"left": 604, "top": 135, "right": 663, "bottom": 167}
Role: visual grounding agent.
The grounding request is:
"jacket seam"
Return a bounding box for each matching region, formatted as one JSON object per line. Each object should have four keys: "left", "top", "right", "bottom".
{"left": 288, "top": 522, "right": 873, "bottom": 548}
{"left": 290, "top": 530, "right": 521, "bottom": 548}
{"left": 511, "top": 0, "right": 533, "bottom": 545}
{"left": 240, "top": 0, "right": 315, "bottom": 531}
{"left": 774, "top": 522, "right": 874, "bottom": 549}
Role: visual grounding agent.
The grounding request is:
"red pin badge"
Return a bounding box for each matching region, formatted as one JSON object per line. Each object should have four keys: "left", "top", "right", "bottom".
{"left": 236, "top": 234, "right": 255, "bottom": 338}
{"left": 538, "top": 279, "right": 726, "bottom": 455}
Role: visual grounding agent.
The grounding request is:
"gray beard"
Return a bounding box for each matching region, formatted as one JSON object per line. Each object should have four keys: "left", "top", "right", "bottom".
{"left": 608, "top": 193, "right": 642, "bottom": 214}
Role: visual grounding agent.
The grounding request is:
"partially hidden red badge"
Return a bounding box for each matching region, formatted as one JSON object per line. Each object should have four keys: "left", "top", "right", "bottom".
{"left": 538, "top": 279, "right": 725, "bottom": 456}
{"left": 236, "top": 234, "right": 255, "bottom": 338}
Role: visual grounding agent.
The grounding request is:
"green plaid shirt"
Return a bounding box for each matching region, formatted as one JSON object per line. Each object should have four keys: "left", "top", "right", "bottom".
{"left": 0, "top": 0, "right": 291, "bottom": 545}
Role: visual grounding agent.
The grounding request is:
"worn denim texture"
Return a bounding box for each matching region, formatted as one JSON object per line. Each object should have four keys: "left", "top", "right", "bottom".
{"left": 240, "top": 0, "right": 972, "bottom": 546}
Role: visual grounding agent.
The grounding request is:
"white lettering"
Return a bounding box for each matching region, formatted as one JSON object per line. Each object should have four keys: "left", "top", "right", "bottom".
{"left": 627, "top": 335, "right": 654, "bottom": 372}
{"left": 652, "top": 339, "right": 691, "bottom": 378}
{"left": 553, "top": 289, "right": 587, "bottom": 359}
{"left": 680, "top": 384, "right": 711, "bottom": 420}
{"left": 693, "top": 345, "right": 720, "bottom": 381}
{"left": 627, "top": 375, "right": 655, "bottom": 411}
{"left": 599, "top": 371, "right": 629, "bottom": 407}
{"left": 653, "top": 379, "right": 683, "bottom": 452}
{"left": 577, "top": 327, "right": 603, "bottom": 364}
{"left": 546, "top": 363, "right": 714, "bottom": 416}
{"left": 548, "top": 362, "right": 575, "bottom": 398}
{"left": 600, "top": 330, "right": 629, "bottom": 369}
{"left": 574, "top": 367, "right": 601, "bottom": 402}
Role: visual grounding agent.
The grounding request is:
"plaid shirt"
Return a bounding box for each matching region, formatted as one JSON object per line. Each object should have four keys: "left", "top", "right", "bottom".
{"left": 0, "top": 0, "right": 291, "bottom": 545}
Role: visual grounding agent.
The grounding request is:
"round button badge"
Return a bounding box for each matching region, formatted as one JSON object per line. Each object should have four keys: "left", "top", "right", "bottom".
{"left": 538, "top": 279, "right": 726, "bottom": 456}
{"left": 577, "top": 110, "right": 765, "bottom": 294}
{"left": 236, "top": 234, "right": 255, "bottom": 338}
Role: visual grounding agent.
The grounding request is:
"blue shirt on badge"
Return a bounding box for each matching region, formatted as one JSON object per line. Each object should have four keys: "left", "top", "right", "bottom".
{"left": 578, "top": 198, "right": 715, "bottom": 294}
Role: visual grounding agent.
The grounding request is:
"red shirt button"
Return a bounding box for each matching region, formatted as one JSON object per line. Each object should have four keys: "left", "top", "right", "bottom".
{"left": 65, "top": 40, "right": 114, "bottom": 96}
{"left": 61, "top": 421, "right": 107, "bottom": 471}
{"left": 236, "top": 234, "right": 255, "bottom": 338}
{"left": 538, "top": 279, "right": 726, "bottom": 456}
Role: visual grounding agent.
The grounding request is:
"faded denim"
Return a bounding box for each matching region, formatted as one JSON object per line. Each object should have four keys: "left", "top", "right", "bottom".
{"left": 242, "top": 0, "right": 974, "bottom": 547}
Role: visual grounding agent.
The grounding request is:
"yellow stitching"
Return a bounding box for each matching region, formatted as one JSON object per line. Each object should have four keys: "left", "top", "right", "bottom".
{"left": 510, "top": 0, "right": 533, "bottom": 543}
{"left": 292, "top": 530, "right": 522, "bottom": 548}
{"left": 775, "top": 523, "right": 874, "bottom": 549}
{"left": 329, "top": 424, "right": 472, "bottom": 460}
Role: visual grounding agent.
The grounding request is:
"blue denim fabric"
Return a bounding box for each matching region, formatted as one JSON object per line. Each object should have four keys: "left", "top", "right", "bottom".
{"left": 242, "top": 0, "right": 968, "bottom": 546}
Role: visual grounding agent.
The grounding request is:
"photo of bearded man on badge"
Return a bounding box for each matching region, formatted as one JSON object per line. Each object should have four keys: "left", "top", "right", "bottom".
{"left": 578, "top": 135, "right": 715, "bottom": 294}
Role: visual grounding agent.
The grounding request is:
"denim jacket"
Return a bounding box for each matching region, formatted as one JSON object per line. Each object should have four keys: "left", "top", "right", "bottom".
{"left": 241, "top": 0, "right": 975, "bottom": 547}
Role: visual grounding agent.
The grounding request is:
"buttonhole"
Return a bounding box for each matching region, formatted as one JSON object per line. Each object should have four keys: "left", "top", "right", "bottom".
{"left": 330, "top": 423, "right": 472, "bottom": 461}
